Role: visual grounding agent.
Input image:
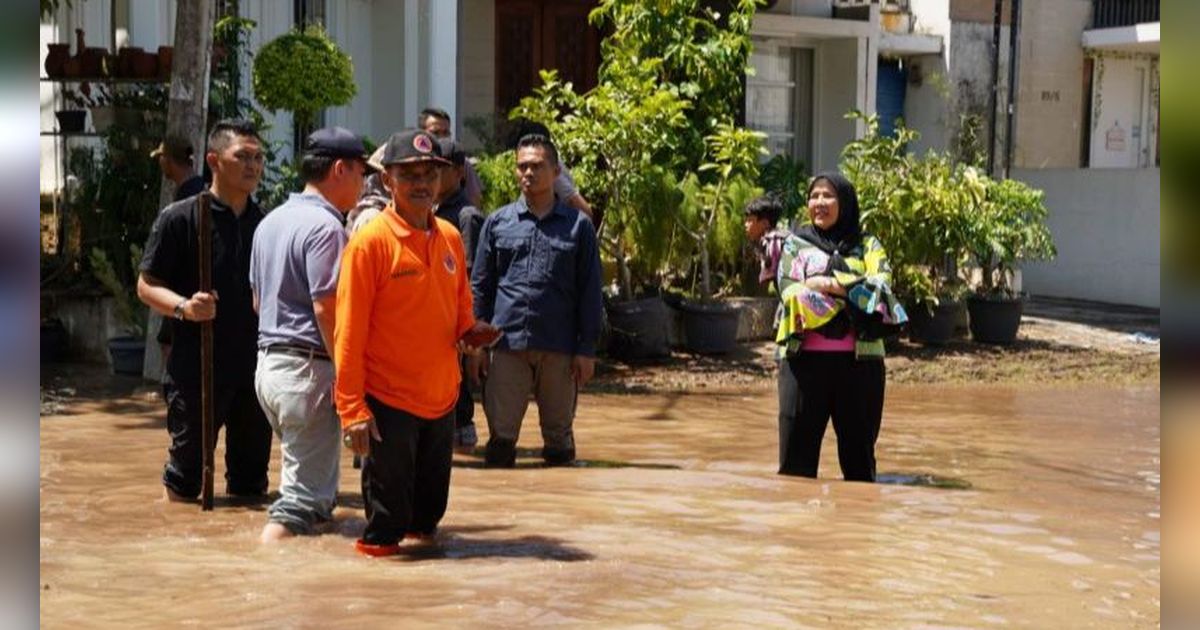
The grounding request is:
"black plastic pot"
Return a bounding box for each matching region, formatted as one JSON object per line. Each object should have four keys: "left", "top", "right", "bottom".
{"left": 907, "top": 300, "right": 962, "bottom": 345}
{"left": 41, "top": 318, "right": 69, "bottom": 363}
{"left": 55, "top": 110, "right": 86, "bottom": 133}
{"left": 108, "top": 335, "right": 146, "bottom": 375}
{"left": 967, "top": 294, "right": 1025, "bottom": 344}
{"left": 678, "top": 300, "right": 740, "bottom": 355}
{"left": 605, "top": 297, "right": 671, "bottom": 360}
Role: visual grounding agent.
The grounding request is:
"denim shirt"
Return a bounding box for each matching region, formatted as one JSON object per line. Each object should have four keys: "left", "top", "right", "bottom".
{"left": 471, "top": 197, "right": 603, "bottom": 356}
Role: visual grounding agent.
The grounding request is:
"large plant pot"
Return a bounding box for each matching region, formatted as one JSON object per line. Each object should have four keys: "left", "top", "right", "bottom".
{"left": 605, "top": 296, "right": 671, "bottom": 360}
{"left": 678, "top": 301, "right": 740, "bottom": 355}
{"left": 107, "top": 335, "right": 146, "bottom": 375}
{"left": 907, "top": 299, "right": 962, "bottom": 345}
{"left": 967, "top": 294, "right": 1025, "bottom": 345}
{"left": 41, "top": 318, "right": 69, "bottom": 363}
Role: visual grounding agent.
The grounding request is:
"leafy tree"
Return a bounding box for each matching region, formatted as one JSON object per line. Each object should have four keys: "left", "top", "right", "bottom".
{"left": 252, "top": 24, "right": 356, "bottom": 130}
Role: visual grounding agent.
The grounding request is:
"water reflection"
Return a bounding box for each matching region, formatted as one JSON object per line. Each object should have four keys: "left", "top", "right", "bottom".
{"left": 40, "top": 382, "right": 1159, "bottom": 627}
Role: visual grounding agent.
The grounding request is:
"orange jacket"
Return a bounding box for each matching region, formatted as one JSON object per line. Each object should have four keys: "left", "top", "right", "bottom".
{"left": 334, "top": 205, "right": 474, "bottom": 426}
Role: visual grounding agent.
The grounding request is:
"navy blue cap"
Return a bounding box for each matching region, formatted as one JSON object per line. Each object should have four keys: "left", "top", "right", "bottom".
{"left": 304, "top": 126, "right": 370, "bottom": 161}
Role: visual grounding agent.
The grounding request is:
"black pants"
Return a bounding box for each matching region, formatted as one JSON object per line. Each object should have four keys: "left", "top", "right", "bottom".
{"left": 455, "top": 355, "right": 475, "bottom": 430}
{"left": 361, "top": 396, "right": 454, "bottom": 545}
{"left": 777, "top": 352, "right": 885, "bottom": 482}
{"left": 162, "top": 377, "right": 273, "bottom": 498}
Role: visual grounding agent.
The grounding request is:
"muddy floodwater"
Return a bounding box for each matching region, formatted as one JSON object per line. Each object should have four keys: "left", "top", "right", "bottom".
{"left": 40, "top": 380, "right": 1159, "bottom": 628}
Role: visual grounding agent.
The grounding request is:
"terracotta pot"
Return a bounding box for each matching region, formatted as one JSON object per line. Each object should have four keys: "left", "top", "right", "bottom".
{"left": 132, "top": 51, "right": 158, "bottom": 79}
{"left": 61, "top": 56, "right": 81, "bottom": 78}
{"left": 44, "top": 43, "right": 70, "bottom": 78}
{"left": 80, "top": 47, "right": 107, "bottom": 78}
{"left": 116, "top": 47, "right": 143, "bottom": 78}
{"left": 156, "top": 46, "right": 173, "bottom": 79}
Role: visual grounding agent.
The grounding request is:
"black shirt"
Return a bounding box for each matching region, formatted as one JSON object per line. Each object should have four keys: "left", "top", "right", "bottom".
{"left": 140, "top": 193, "right": 263, "bottom": 387}
{"left": 174, "top": 175, "right": 206, "bottom": 202}
{"left": 435, "top": 187, "right": 485, "bottom": 271}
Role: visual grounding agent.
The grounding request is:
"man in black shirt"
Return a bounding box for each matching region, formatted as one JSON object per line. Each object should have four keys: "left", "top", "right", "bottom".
{"left": 434, "top": 138, "right": 485, "bottom": 454}
{"left": 152, "top": 134, "right": 206, "bottom": 363}
{"left": 153, "top": 134, "right": 206, "bottom": 202}
{"left": 137, "top": 119, "right": 272, "bottom": 502}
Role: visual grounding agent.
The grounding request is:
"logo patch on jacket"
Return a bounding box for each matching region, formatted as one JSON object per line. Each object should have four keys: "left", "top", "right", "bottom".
{"left": 443, "top": 253, "right": 457, "bottom": 274}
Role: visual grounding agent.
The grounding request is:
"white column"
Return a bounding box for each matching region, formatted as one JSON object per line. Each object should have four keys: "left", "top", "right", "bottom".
{"left": 429, "top": 0, "right": 459, "bottom": 130}
{"left": 403, "top": 0, "right": 420, "bottom": 125}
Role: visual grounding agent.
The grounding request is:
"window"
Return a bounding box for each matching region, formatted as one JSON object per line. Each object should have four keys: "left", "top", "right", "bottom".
{"left": 746, "top": 40, "right": 813, "bottom": 167}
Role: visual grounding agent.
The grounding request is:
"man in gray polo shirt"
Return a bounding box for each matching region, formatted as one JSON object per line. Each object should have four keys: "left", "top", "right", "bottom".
{"left": 249, "top": 127, "right": 372, "bottom": 543}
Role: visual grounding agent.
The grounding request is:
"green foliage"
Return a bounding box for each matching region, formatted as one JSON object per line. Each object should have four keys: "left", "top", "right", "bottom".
{"left": 88, "top": 245, "right": 146, "bottom": 336}
{"left": 513, "top": 0, "right": 761, "bottom": 300}
{"left": 966, "top": 177, "right": 1057, "bottom": 296}
{"left": 473, "top": 151, "right": 520, "bottom": 214}
{"left": 67, "top": 118, "right": 164, "bottom": 290}
{"left": 678, "top": 123, "right": 766, "bottom": 299}
{"left": 589, "top": 0, "right": 758, "bottom": 177}
{"left": 512, "top": 64, "right": 692, "bottom": 298}
{"left": 841, "top": 110, "right": 1055, "bottom": 307}
{"left": 251, "top": 25, "right": 356, "bottom": 129}
{"left": 841, "top": 110, "right": 977, "bottom": 308}
{"left": 757, "top": 154, "right": 808, "bottom": 223}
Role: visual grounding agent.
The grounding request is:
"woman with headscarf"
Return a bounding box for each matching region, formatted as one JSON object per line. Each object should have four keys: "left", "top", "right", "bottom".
{"left": 769, "top": 172, "right": 906, "bottom": 482}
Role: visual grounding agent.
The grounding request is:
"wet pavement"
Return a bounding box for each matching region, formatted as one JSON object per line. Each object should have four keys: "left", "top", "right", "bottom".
{"left": 40, "top": 374, "right": 1159, "bottom": 628}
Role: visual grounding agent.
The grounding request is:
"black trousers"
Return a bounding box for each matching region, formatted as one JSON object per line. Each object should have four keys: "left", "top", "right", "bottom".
{"left": 162, "top": 377, "right": 273, "bottom": 498}
{"left": 361, "top": 396, "right": 454, "bottom": 545}
{"left": 454, "top": 355, "right": 475, "bottom": 429}
{"left": 777, "top": 352, "right": 885, "bottom": 482}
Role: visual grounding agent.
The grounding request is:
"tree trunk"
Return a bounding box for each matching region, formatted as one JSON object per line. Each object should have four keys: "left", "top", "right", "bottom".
{"left": 143, "top": 0, "right": 216, "bottom": 382}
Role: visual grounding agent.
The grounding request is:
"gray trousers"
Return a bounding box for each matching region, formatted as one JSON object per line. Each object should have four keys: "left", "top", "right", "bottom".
{"left": 483, "top": 349, "right": 577, "bottom": 452}
{"left": 254, "top": 350, "right": 341, "bottom": 534}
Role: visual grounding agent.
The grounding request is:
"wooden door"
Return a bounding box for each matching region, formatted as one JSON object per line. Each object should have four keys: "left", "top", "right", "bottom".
{"left": 495, "top": 0, "right": 601, "bottom": 114}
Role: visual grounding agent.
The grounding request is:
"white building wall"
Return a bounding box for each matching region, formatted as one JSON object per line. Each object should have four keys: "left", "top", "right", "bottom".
{"left": 325, "top": 0, "right": 376, "bottom": 141}
{"left": 458, "top": 0, "right": 496, "bottom": 149}
{"left": 814, "top": 37, "right": 861, "bottom": 172}
{"left": 240, "top": 0, "right": 294, "bottom": 158}
{"left": 903, "top": 0, "right": 950, "bottom": 154}
{"left": 1015, "top": 167, "right": 1160, "bottom": 308}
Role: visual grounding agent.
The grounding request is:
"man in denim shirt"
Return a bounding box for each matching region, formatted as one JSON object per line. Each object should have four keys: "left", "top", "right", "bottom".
{"left": 469, "top": 134, "right": 603, "bottom": 467}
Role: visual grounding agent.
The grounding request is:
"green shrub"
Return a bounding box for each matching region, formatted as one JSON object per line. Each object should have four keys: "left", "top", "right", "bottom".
{"left": 251, "top": 25, "right": 356, "bottom": 129}
{"left": 966, "top": 176, "right": 1056, "bottom": 297}
{"left": 473, "top": 151, "right": 520, "bottom": 214}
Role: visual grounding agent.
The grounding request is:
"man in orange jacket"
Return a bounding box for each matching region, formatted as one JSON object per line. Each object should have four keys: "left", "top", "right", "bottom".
{"left": 334, "top": 128, "right": 496, "bottom": 557}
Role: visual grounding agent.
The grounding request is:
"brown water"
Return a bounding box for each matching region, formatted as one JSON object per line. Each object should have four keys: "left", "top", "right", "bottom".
{"left": 40, "top": 382, "right": 1159, "bottom": 628}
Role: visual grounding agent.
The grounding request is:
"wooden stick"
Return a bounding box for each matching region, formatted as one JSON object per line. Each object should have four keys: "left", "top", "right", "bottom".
{"left": 197, "top": 191, "right": 215, "bottom": 511}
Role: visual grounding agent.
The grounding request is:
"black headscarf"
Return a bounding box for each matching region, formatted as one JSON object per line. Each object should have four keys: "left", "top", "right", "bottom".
{"left": 796, "top": 171, "right": 863, "bottom": 256}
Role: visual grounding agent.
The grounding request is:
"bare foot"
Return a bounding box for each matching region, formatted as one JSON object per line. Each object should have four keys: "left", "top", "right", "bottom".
{"left": 163, "top": 487, "right": 194, "bottom": 503}
{"left": 260, "top": 522, "right": 294, "bottom": 544}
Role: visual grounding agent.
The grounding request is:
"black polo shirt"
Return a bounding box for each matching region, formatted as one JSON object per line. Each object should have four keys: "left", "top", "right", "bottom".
{"left": 140, "top": 192, "right": 263, "bottom": 387}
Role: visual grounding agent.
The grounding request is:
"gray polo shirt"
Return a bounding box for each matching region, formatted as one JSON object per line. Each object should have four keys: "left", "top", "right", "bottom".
{"left": 249, "top": 192, "right": 347, "bottom": 352}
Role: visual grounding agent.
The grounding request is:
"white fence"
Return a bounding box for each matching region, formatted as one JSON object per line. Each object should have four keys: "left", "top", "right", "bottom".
{"left": 1014, "top": 167, "right": 1159, "bottom": 309}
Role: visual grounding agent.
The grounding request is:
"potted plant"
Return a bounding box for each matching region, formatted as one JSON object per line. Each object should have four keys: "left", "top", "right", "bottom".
{"left": 57, "top": 86, "right": 91, "bottom": 133}
{"left": 252, "top": 24, "right": 356, "bottom": 141}
{"left": 675, "top": 123, "right": 764, "bottom": 354}
{"left": 89, "top": 246, "right": 148, "bottom": 375}
{"left": 843, "top": 112, "right": 974, "bottom": 345}
{"left": 513, "top": 64, "right": 690, "bottom": 360}
{"left": 964, "top": 176, "right": 1056, "bottom": 344}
